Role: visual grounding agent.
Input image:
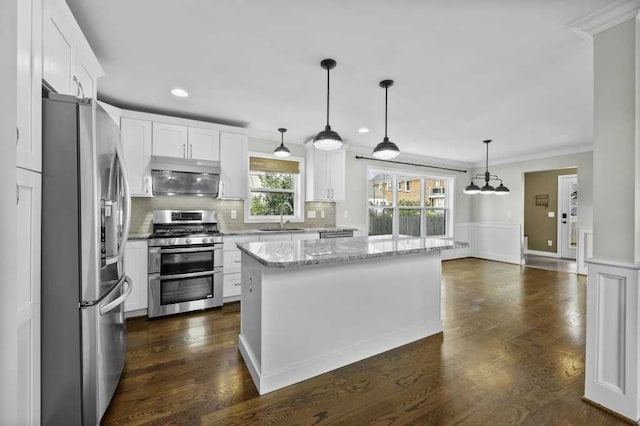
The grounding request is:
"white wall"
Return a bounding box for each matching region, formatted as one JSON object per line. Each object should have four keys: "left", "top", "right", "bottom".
{"left": 469, "top": 150, "right": 593, "bottom": 230}
{"left": 0, "top": 0, "right": 19, "bottom": 423}
{"left": 335, "top": 146, "right": 472, "bottom": 236}
{"left": 593, "top": 19, "right": 637, "bottom": 263}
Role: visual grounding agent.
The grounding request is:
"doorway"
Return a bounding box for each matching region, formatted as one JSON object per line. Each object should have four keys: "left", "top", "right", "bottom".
{"left": 558, "top": 174, "right": 577, "bottom": 260}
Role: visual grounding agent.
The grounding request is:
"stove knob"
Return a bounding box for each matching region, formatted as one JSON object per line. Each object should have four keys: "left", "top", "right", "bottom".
{"left": 202, "top": 238, "right": 209, "bottom": 244}
{"left": 159, "top": 239, "right": 166, "bottom": 246}
{"left": 185, "top": 238, "right": 192, "bottom": 244}
{"left": 169, "top": 238, "right": 176, "bottom": 245}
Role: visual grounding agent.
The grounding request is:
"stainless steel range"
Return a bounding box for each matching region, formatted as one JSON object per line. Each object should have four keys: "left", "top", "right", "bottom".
{"left": 148, "top": 210, "right": 223, "bottom": 318}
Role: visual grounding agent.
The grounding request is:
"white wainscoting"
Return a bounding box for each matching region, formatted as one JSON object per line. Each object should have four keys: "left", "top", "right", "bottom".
{"left": 577, "top": 227, "right": 593, "bottom": 275}
{"left": 585, "top": 259, "right": 640, "bottom": 421}
{"left": 442, "top": 222, "right": 521, "bottom": 265}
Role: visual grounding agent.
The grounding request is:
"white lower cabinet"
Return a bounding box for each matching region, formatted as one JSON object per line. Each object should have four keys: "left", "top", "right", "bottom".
{"left": 16, "top": 168, "right": 41, "bottom": 426}
{"left": 124, "top": 240, "right": 148, "bottom": 314}
{"left": 222, "top": 235, "right": 258, "bottom": 300}
{"left": 258, "top": 233, "right": 293, "bottom": 242}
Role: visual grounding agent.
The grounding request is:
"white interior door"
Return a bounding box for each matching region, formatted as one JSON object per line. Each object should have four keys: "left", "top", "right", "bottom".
{"left": 558, "top": 174, "right": 577, "bottom": 259}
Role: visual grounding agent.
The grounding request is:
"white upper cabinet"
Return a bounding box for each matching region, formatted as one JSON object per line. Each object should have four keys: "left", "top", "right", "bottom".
{"left": 42, "top": 0, "right": 103, "bottom": 97}
{"left": 219, "top": 132, "right": 248, "bottom": 199}
{"left": 188, "top": 127, "right": 220, "bottom": 161}
{"left": 17, "top": 0, "right": 42, "bottom": 172}
{"left": 152, "top": 123, "right": 221, "bottom": 162}
{"left": 305, "top": 145, "right": 346, "bottom": 201}
{"left": 121, "top": 118, "right": 152, "bottom": 197}
{"left": 152, "top": 122, "right": 188, "bottom": 158}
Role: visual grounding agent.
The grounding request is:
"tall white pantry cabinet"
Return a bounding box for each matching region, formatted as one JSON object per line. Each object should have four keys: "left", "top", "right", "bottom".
{"left": 15, "top": 0, "right": 104, "bottom": 423}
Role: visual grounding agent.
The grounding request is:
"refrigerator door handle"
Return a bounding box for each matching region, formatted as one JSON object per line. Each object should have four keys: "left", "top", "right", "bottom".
{"left": 100, "top": 275, "right": 132, "bottom": 316}
{"left": 115, "top": 143, "right": 132, "bottom": 263}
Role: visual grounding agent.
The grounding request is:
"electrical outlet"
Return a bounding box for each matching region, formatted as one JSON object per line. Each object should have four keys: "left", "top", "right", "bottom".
{"left": 320, "top": 210, "right": 325, "bottom": 219}
{"left": 547, "top": 240, "right": 553, "bottom": 247}
{"left": 548, "top": 211, "right": 555, "bottom": 218}
{"left": 230, "top": 210, "right": 237, "bottom": 220}
{"left": 343, "top": 210, "right": 349, "bottom": 219}
{"left": 307, "top": 210, "right": 317, "bottom": 219}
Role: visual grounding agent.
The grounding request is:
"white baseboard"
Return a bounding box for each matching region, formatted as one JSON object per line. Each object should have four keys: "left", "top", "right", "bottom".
{"left": 525, "top": 249, "right": 559, "bottom": 258}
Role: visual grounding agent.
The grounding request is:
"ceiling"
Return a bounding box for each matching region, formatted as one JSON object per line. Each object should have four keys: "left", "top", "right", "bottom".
{"left": 66, "top": 0, "right": 610, "bottom": 164}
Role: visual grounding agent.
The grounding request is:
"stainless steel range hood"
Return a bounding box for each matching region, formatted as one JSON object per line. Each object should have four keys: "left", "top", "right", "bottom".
{"left": 151, "top": 155, "right": 220, "bottom": 197}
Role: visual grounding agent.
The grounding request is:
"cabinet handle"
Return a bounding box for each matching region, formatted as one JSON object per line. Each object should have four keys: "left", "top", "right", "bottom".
{"left": 72, "top": 75, "right": 78, "bottom": 94}
{"left": 16, "top": 127, "right": 19, "bottom": 145}
{"left": 182, "top": 143, "right": 186, "bottom": 158}
{"left": 189, "top": 144, "right": 193, "bottom": 158}
{"left": 77, "top": 81, "right": 85, "bottom": 98}
{"left": 234, "top": 282, "right": 241, "bottom": 286}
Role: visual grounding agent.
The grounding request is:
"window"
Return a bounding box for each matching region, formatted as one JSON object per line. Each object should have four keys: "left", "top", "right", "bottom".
{"left": 367, "top": 170, "right": 453, "bottom": 238}
{"left": 246, "top": 154, "right": 303, "bottom": 222}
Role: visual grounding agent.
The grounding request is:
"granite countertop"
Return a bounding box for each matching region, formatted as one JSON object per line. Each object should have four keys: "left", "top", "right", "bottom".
{"left": 237, "top": 236, "right": 469, "bottom": 268}
{"left": 221, "top": 227, "right": 358, "bottom": 236}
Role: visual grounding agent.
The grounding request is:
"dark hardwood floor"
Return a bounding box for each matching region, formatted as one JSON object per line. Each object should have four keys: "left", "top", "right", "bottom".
{"left": 102, "top": 258, "right": 626, "bottom": 425}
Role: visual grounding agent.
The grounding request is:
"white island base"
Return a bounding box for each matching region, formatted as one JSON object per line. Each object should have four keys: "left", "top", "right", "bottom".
{"left": 238, "top": 250, "right": 443, "bottom": 395}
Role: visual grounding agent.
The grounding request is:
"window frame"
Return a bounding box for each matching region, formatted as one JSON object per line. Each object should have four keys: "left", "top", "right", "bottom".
{"left": 366, "top": 167, "right": 454, "bottom": 238}
{"left": 245, "top": 151, "right": 305, "bottom": 223}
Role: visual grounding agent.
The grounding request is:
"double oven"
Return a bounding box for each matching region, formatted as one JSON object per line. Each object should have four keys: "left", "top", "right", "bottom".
{"left": 148, "top": 210, "right": 223, "bottom": 318}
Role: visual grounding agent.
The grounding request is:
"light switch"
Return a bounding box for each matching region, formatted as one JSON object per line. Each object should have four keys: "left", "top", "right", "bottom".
{"left": 231, "top": 210, "right": 237, "bottom": 219}
{"left": 307, "top": 210, "right": 317, "bottom": 219}
{"left": 547, "top": 240, "right": 553, "bottom": 246}
{"left": 343, "top": 210, "right": 349, "bottom": 219}
{"left": 548, "top": 211, "right": 555, "bottom": 218}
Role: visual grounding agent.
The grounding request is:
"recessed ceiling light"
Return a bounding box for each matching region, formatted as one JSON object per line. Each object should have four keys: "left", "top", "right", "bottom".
{"left": 358, "top": 127, "right": 370, "bottom": 133}
{"left": 170, "top": 88, "right": 189, "bottom": 98}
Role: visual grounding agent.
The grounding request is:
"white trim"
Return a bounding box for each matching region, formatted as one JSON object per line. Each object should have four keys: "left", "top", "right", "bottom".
{"left": 587, "top": 258, "right": 640, "bottom": 270}
{"left": 471, "top": 144, "right": 593, "bottom": 168}
{"left": 578, "top": 227, "right": 594, "bottom": 275}
{"left": 558, "top": 174, "right": 578, "bottom": 260}
{"left": 569, "top": 0, "right": 640, "bottom": 40}
{"left": 526, "top": 249, "right": 560, "bottom": 258}
{"left": 119, "top": 107, "right": 247, "bottom": 134}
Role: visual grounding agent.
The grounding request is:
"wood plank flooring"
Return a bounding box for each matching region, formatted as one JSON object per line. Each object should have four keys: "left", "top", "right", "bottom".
{"left": 102, "top": 258, "right": 626, "bottom": 425}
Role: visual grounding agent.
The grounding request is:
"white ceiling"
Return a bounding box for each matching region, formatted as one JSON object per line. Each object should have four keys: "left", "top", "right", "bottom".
{"left": 66, "top": 0, "right": 610, "bottom": 164}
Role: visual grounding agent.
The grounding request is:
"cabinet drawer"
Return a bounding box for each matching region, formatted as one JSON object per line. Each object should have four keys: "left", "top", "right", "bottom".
{"left": 223, "top": 235, "right": 258, "bottom": 251}
{"left": 223, "top": 273, "right": 242, "bottom": 298}
{"left": 223, "top": 250, "right": 242, "bottom": 273}
{"left": 292, "top": 232, "right": 320, "bottom": 241}
{"left": 259, "top": 233, "right": 292, "bottom": 242}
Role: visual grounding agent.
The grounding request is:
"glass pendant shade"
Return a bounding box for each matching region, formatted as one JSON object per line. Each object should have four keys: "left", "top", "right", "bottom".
{"left": 313, "top": 125, "right": 343, "bottom": 151}
{"left": 273, "top": 127, "right": 291, "bottom": 157}
{"left": 313, "top": 59, "right": 343, "bottom": 151}
{"left": 373, "top": 137, "right": 399, "bottom": 159}
{"left": 464, "top": 181, "right": 481, "bottom": 194}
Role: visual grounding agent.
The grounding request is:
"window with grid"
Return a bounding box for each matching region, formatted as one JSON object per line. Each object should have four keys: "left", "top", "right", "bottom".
{"left": 367, "top": 170, "right": 452, "bottom": 238}
{"left": 247, "top": 155, "right": 302, "bottom": 221}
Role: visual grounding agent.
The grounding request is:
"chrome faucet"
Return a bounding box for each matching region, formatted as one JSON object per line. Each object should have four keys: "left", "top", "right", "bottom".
{"left": 279, "top": 201, "right": 293, "bottom": 229}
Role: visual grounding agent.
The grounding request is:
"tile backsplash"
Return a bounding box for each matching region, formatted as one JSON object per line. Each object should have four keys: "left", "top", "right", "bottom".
{"left": 130, "top": 197, "right": 336, "bottom": 234}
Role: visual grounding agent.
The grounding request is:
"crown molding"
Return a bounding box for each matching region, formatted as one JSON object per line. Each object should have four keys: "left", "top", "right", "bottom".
{"left": 569, "top": 0, "right": 640, "bottom": 41}
{"left": 470, "top": 144, "right": 593, "bottom": 169}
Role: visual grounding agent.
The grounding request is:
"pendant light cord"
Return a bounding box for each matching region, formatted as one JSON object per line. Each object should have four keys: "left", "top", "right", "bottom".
{"left": 384, "top": 85, "right": 388, "bottom": 138}
{"left": 326, "top": 67, "right": 330, "bottom": 127}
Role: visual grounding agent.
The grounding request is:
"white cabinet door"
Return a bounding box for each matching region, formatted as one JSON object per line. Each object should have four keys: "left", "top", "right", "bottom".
{"left": 219, "top": 132, "right": 248, "bottom": 199}
{"left": 43, "top": 0, "right": 75, "bottom": 95}
{"left": 16, "top": 0, "right": 42, "bottom": 173}
{"left": 121, "top": 118, "right": 152, "bottom": 197}
{"left": 16, "top": 168, "right": 41, "bottom": 426}
{"left": 124, "top": 240, "right": 148, "bottom": 313}
{"left": 152, "top": 122, "right": 188, "bottom": 158}
{"left": 188, "top": 127, "right": 220, "bottom": 161}
{"left": 327, "top": 149, "right": 346, "bottom": 201}
{"left": 74, "top": 44, "right": 96, "bottom": 100}
{"left": 305, "top": 144, "right": 330, "bottom": 201}
{"left": 223, "top": 273, "right": 242, "bottom": 299}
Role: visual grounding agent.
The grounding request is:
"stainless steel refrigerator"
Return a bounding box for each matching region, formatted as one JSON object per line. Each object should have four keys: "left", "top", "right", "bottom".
{"left": 41, "top": 92, "right": 132, "bottom": 425}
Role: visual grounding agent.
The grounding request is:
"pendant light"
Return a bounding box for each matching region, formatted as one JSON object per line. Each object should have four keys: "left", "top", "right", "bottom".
{"left": 463, "top": 140, "right": 509, "bottom": 195}
{"left": 273, "top": 128, "right": 291, "bottom": 158}
{"left": 313, "top": 58, "right": 343, "bottom": 151}
{"left": 373, "top": 79, "right": 400, "bottom": 160}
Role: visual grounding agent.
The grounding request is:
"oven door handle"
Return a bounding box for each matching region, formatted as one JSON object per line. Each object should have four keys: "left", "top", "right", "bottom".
{"left": 159, "top": 246, "right": 221, "bottom": 254}
{"left": 158, "top": 270, "right": 221, "bottom": 280}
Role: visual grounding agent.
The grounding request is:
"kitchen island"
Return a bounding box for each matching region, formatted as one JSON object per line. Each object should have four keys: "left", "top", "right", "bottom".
{"left": 236, "top": 236, "right": 468, "bottom": 395}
